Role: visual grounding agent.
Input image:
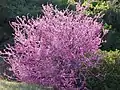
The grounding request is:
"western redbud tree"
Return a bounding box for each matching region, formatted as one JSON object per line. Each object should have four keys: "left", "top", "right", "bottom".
{"left": 0, "top": 4, "right": 103, "bottom": 90}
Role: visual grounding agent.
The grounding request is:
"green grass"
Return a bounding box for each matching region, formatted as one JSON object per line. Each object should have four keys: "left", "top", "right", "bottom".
{"left": 0, "top": 80, "right": 53, "bottom": 90}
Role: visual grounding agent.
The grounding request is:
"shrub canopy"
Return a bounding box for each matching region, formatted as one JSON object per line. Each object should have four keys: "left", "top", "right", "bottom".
{"left": 0, "top": 4, "right": 103, "bottom": 90}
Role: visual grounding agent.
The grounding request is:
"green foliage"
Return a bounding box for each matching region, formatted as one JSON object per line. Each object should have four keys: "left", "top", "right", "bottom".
{"left": 101, "top": 0, "right": 120, "bottom": 50}
{"left": 102, "top": 50, "right": 120, "bottom": 64}
{"left": 2, "top": 0, "right": 75, "bottom": 18}
{"left": 103, "top": 23, "right": 112, "bottom": 30}
{"left": 103, "top": 0, "right": 120, "bottom": 31}
{"left": 102, "top": 30, "right": 120, "bottom": 50}
{"left": 87, "top": 50, "right": 120, "bottom": 90}
{"left": 4, "top": 0, "right": 41, "bottom": 18}
{"left": 82, "top": 0, "right": 109, "bottom": 16}
{"left": 51, "top": 0, "right": 76, "bottom": 10}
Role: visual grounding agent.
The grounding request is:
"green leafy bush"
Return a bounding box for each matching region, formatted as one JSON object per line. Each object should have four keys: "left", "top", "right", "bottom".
{"left": 87, "top": 50, "right": 120, "bottom": 90}
{"left": 82, "top": 0, "right": 109, "bottom": 16}
{"left": 100, "top": 0, "right": 120, "bottom": 50}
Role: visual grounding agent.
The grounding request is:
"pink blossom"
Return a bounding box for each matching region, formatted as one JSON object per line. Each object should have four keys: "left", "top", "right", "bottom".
{"left": 0, "top": 4, "right": 103, "bottom": 90}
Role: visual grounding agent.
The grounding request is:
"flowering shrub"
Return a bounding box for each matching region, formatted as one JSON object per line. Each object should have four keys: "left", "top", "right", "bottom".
{"left": 0, "top": 4, "right": 103, "bottom": 90}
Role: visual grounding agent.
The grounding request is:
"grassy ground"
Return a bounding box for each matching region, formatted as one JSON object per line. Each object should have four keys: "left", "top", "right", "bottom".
{"left": 0, "top": 80, "right": 53, "bottom": 90}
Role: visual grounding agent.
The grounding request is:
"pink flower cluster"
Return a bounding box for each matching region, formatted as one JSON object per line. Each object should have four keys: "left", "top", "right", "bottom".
{"left": 0, "top": 4, "right": 103, "bottom": 90}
